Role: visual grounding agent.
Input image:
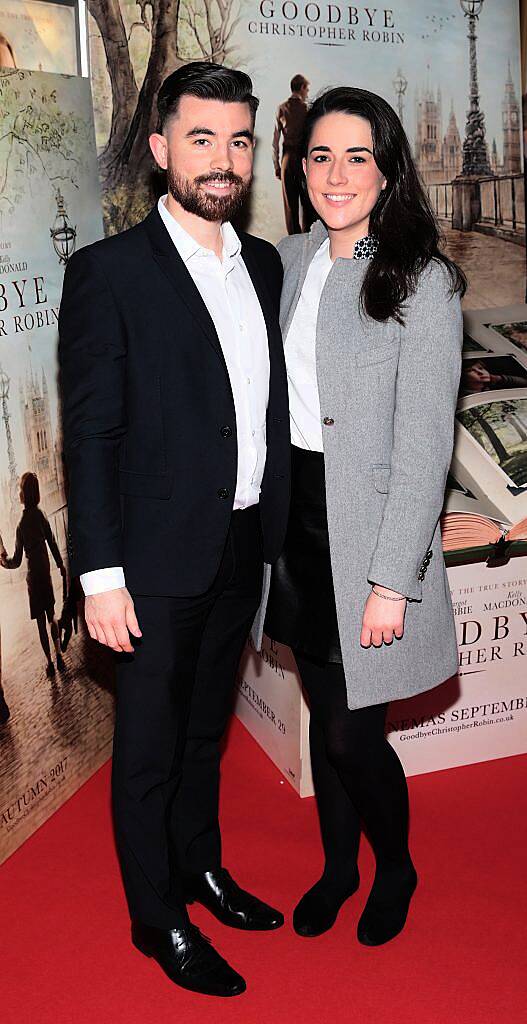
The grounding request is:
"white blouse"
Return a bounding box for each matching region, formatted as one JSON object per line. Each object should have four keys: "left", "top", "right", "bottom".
{"left": 285, "top": 238, "right": 332, "bottom": 452}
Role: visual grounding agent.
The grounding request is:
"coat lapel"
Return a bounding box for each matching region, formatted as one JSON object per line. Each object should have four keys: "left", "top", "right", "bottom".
{"left": 282, "top": 220, "right": 328, "bottom": 339}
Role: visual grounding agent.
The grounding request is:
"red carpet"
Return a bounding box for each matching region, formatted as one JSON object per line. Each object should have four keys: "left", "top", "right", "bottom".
{"left": 2, "top": 719, "right": 526, "bottom": 1024}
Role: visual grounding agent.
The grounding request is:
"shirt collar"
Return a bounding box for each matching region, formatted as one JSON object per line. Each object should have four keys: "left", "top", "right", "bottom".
{"left": 308, "top": 219, "right": 378, "bottom": 260}
{"left": 158, "top": 195, "right": 241, "bottom": 263}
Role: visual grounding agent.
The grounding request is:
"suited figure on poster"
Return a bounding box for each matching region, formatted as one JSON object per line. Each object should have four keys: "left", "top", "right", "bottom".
{"left": 273, "top": 74, "right": 313, "bottom": 234}
{"left": 59, "top": 63, "right": 290, "bottom": 998}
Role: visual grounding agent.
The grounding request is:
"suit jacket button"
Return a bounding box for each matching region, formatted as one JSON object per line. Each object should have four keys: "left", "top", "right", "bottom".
{"left": 220, "top": 425, "right": 232, "bottom": 438}
{"left": 217, "top": 487, "right": 229, "bottom": 499}
{"left": 323, "top": 417, "right": 334, "bottom": 426}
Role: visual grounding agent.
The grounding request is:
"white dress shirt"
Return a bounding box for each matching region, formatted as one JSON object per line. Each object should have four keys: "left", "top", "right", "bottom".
{"left": 285, "top": 238, "right": 332, "bottom": 453}
{"left": 81, "top": 197, "right": 270, "bottom": 597}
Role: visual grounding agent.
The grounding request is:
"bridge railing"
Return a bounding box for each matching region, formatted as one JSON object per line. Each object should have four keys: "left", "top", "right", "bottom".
{"left": 427, "top": 173, "right": 525, "bottom": 233}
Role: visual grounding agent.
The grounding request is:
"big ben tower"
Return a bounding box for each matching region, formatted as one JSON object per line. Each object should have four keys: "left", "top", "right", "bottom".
{"left": 502, "top": 62, "right": 522, "bottom": 174}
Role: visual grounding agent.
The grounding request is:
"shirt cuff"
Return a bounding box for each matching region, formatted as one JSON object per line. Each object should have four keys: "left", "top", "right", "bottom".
{"left": 80, "top": 567, "right": 126, "bottom": 596}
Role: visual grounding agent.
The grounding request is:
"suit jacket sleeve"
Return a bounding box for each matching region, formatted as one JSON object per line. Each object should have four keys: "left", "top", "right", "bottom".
{"left": 367, "top": 261, "right": 462, "bottom": 601}
{"left": 58, "top": 247, "right": 127, "bottom": 578}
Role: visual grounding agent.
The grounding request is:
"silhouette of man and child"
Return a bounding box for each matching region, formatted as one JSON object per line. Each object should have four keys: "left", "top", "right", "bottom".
{"left": 0, "top": 472, "right": 79, "bottom": 724}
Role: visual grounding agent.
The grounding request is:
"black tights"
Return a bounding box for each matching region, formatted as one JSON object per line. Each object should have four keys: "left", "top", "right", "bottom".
{"left": 295, "top": 652, "right": 412, "bottom": 892}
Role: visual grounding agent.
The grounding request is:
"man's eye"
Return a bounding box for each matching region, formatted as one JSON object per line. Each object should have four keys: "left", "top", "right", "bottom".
{"left": 232, "top": 140, "right": 248, "bottom": 148}
{"left": 194, "top": 138, "right": 210, "bottom": 146}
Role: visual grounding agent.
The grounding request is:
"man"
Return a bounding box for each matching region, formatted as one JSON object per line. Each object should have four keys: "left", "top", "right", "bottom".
{"left": 59, "top": 62, "right": 290, "bottom": 998}
{"left": 272, "top": 74, "right": 312, "bottom": 234}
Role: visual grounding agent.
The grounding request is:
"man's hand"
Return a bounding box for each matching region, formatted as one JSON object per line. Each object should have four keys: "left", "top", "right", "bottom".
{"left": 85, "top": 587, "right": 142, "bottom": 653}
{"left": 360, "top": 585, "right": 407, "bottom": 648}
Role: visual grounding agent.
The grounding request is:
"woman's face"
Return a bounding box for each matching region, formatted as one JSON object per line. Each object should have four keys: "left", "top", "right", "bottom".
{"left": 303, "top": 112, "right": 386, "bottom": 236}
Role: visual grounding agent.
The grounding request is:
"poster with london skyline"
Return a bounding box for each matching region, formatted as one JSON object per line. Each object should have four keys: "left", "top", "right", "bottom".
{"left": 0, "top": 70, "right": 109, "bottom": 864}
{"left": 89, "top": 0, "right": 524, "bottom": 309}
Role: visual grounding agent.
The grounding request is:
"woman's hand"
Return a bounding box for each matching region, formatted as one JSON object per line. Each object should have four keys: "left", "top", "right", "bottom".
{"left": 360, "top": 585, "right": 407, "bottom": 648}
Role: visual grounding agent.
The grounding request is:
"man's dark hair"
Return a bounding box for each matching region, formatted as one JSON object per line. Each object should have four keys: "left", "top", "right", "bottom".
{"left": 157, "top": 61, "right": 259, "bottom": 133}
{"left": 291, "top": 74, "right": 308, "bottom": 94}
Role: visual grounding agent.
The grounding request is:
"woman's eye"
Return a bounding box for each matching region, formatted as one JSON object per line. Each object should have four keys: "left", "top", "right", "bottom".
{"left": 349, "top": 156, "right": 366, "bottom": 163}
{"left": 313, "top": 155, "right": 329, "bottom": 163}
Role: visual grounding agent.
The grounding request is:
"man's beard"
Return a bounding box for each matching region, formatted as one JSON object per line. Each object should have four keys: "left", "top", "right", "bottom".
{"left": 167, "top": 167, "right": 252, "bottom": 222}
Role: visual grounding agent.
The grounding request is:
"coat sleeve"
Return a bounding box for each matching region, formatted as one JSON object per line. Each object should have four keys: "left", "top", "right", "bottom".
{"left": 58, "top": 247, "right": 127, "bottom": 578}
{"left": 41, "top": 512, "right": 64, "bottom": 571}
{"left": 367, "top": 261, "right": 462, "bottom": 601}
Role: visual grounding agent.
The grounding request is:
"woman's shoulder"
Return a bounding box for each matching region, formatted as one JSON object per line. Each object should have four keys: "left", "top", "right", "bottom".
{"left": 276, "top": 231, "right": 308, "bottom": 264}
{"left": 411, "top": 257, "right": 461, "bottom": 307}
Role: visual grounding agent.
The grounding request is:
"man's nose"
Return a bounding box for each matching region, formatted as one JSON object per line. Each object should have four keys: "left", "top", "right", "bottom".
{"left": 210, "top": 145, "right": 233, "bottom": 171}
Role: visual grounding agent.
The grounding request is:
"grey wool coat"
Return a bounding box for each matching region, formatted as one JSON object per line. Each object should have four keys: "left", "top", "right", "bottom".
{"left": 253, "top": 220, "right": 463, "bottom": 710}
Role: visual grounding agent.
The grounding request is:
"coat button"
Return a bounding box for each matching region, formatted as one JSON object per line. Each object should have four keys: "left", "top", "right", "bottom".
{"left": 220, "top": 425, "right": 232, "bottom": 438}
{"left": 217, "top": 487, "right": 230, "bottom": 499}
{"left": 323, "top": 417, "right": 334, "bottom": 426}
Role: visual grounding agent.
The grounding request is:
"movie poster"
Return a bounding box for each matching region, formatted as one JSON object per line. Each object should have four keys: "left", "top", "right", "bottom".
{"left": 90, "top": 1, "right": 524, "bottom": 309}
{"left": 0, "top": 70, "right": 107, "bottom": 863}
{"left": 0, "top": 0, "right": 78, "bottom": 75}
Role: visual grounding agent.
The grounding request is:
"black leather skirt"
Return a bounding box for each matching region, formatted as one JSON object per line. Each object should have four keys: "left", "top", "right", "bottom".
{"left": 264, "top": 444, "right": 343, "bottom": 664}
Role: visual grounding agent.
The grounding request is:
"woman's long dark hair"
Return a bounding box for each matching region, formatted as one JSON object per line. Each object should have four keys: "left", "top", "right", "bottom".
{"left": 301, "top": 87, "right": 466, "bottom": 323}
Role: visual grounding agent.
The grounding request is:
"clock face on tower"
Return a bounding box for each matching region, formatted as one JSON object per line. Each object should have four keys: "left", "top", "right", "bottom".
{"left": 511, "top": 111, "right": 518, "bottom": 125}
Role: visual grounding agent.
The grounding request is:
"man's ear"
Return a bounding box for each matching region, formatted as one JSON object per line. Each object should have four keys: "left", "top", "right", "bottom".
{"left": 149, "top": 132, "right": 168, "bottom": 171}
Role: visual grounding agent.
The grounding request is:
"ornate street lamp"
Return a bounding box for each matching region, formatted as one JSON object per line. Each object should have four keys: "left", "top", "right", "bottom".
{"left": 393, "top": 68, "right": 408, "bottom": 125}
{"left": 50, "top": 190, "right": 77, "bottom": 265}
{"left": 460, "top": 0, "right": 490, "bottom": 175}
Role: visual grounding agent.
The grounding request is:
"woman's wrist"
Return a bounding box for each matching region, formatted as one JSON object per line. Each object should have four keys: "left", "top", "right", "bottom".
{"left": 371, "top": 584, "right": 406, "bottom": 602}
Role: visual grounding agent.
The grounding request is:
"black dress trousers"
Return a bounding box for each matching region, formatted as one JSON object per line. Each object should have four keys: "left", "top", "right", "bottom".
{"left": 111, "top": 506, "right": 263, "bottom": 930}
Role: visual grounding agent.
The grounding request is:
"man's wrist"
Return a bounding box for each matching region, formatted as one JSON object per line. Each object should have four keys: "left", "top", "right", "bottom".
{"left": 80, "top": 567, "right": 126, "bottom": 596}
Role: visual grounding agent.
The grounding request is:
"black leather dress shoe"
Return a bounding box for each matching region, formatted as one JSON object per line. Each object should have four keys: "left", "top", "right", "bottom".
{"left": 185, "top": 868, "right": 284, "bottom": 931}
{"left": 132, "top": 921, "right": 246, "bottom": 997}
{"left": 293, "top": 872, "right": 360, "bottom": 937}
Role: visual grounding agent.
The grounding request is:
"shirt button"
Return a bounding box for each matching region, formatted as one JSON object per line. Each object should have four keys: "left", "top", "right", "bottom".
{"left": 323, "top": 417, "right": 335, "bottom": 426}
{"left": 217, "top": 487, "right": 230, "bottom": 499}
{"left": 220, "top": 425, "right": 232, "bottom": 438}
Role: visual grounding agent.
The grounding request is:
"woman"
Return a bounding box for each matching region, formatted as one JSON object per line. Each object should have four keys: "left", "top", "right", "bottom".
{"left": 263, "top": 87, "right": 465, "bottom": 946}
{"left": 1, "top": 472, "right": 67, "bottom": 678}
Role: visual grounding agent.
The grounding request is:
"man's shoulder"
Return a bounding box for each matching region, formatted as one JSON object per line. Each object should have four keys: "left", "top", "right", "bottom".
{"left": 239, "top": 230, "right": 280, "bottom": 263}
{"left": 69, "top": 213, "right": 152, "bottom": 272}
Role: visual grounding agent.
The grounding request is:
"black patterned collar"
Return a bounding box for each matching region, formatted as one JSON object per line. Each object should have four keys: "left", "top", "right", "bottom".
{"left": 353, "top": 235, "right": 378, "bottom": 260}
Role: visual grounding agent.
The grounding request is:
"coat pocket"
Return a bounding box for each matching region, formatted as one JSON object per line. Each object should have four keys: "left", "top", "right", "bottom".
{"left": 119, "top": 469, "right": 173, "bottom": 499}
{"left": 355, "top": 341, "right": 399, "bottom": 367}
{"left": 371, "top": 464, "right": 391, "bottom": 493}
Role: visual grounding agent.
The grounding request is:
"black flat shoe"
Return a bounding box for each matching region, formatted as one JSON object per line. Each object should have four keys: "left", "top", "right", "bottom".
{"left": 293, "top": 872, "right": 360, "bottom": 937}
{"left": 357, "top": 863, "right": 418, "bottom": 946}
{"left": 132, "top": 921, "right": 246, "bottom": 997}
{"left": 185, "top": 868, "right": 284, "bottom": 931}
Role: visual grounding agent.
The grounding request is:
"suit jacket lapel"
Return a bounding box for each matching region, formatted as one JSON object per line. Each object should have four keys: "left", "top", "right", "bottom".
{"left": 240, "top": 239, "right": 280, "bottom": 359}
{"left": 143, "top": 208, "right": 226, "bottom": 363}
